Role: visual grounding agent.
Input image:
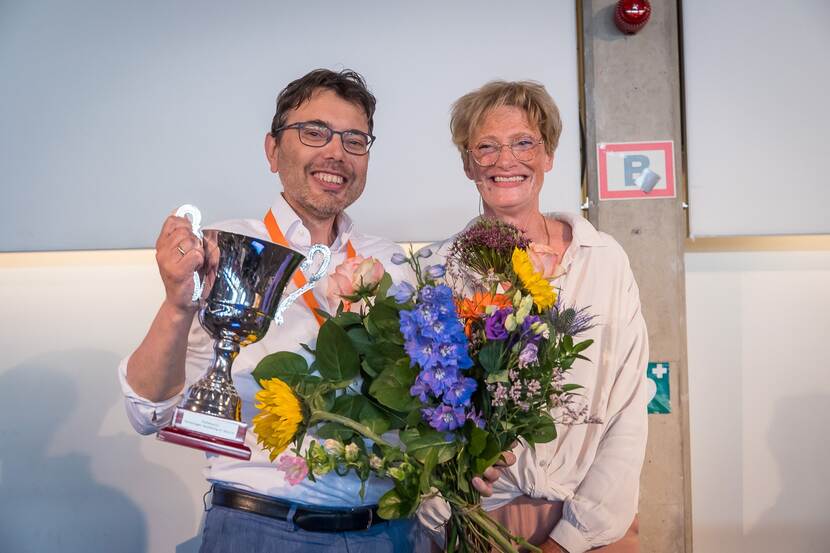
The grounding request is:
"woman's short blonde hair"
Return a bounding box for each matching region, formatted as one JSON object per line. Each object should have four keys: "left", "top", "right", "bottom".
{"left": 450, "top": 80, "right": 562, "bottom": 159}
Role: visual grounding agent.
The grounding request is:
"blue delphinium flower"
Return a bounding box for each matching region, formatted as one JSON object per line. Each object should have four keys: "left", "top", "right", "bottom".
{"left": 426, "top": 264, "right": 446, "bottom": 279}
{"left": 391, "top": 252, "right": 408, "bottom": 265}
{"left": 387, "top": 281, "right": 415, "bottom": 303}
{"left": 402, "top": 284, "right": 477, "bottom": 432}
{"left": 424, "top": 404, "right": 467, "bottom": 432}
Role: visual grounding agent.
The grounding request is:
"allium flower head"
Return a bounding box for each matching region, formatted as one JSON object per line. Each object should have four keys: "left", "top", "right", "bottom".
{"left": 448, "top": 218, "right": 531, "bottom": 276}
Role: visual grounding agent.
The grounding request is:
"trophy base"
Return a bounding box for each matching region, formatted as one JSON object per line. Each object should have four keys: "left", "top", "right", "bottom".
{"left": 157, "top": 408, "right": 252, "bottom": 460}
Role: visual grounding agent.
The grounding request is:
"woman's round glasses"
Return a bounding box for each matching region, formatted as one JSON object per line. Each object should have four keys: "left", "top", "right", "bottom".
{"left": 467, "top": 137, "right": 544, "bottom": 167}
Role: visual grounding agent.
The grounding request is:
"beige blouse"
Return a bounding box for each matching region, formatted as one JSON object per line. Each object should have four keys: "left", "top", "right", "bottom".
{"left": 423, "top": 212, "right": 649, "bottom": 553}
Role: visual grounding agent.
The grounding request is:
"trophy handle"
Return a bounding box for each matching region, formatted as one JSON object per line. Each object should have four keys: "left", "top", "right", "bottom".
{"left": 273, "top": 243, "right": 331, "bottom": 325}
{"left": 175, "top": 204, "right": 205, "bottom": 303}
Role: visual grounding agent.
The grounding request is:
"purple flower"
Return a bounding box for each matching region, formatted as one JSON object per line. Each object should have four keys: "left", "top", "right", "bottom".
{"left": 518, "top": 343, "right": 539, "bottom": 368}
{"left": 426, "top": 264, "right": 446, "bottom": 279}
{"left": 387, "top": 281, "right": 415, "bottom": 303}
{"left": 415, "top": 365, "right": 461, "bottom": 398}
{"left": 443, "top": 377, "right": 477, "bottom": 407}
{"left": 424, "top": 404, "right": 467, "bottom": 432}
{"left": 391, "top": 252, "right": 408, "bottom": 265}
{"left": 485, "top": 307, "right": 513, "bottom": 341}
{"left": 417, "top": 247, "right": 433, "bottom": 259}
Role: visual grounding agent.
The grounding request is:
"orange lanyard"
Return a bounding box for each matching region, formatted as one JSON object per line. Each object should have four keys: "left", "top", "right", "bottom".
{"left": 264, "top": 209, "right": 356, "bottom": 326}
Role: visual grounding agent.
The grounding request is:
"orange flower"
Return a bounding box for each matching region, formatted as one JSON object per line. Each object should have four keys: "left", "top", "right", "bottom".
{"left": 456, "top": 291, "right": 512, "bottom": 336}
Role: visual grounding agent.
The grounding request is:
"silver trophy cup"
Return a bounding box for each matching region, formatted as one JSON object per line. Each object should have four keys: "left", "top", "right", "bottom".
{"left": 157, "top": 205, "right": 330, "bottom": 459}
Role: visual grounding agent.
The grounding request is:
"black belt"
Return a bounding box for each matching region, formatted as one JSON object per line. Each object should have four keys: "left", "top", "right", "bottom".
{"left": 211, "top": 485, "right": 381, "bottom": 533}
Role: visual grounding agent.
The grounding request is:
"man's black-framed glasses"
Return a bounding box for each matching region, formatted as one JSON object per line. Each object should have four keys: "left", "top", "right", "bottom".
{"left": 273, "top": 121, "right": 376, "bottom": 155}
{"left": 467, "top": 136, "right": 544, "bottom": 167}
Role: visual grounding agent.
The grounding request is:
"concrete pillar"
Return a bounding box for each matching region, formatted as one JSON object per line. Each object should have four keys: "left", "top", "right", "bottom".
{"left": 577, "top": 1, "right": 692, "bottom": 552}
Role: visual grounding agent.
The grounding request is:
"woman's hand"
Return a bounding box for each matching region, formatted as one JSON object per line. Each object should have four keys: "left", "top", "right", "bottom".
{"left": 471, "top": 451, "right": 517, "bottom": 496}
{"left": 540, "top": 538, "right": 566, "bottom": 552}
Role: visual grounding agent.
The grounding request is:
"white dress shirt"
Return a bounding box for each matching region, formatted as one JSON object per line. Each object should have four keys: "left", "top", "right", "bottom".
{"left": 424, "top": 212, "right": 649, "bottom": 553}
{"left": 119, "top": 194, "right": 411, "bottom": 508}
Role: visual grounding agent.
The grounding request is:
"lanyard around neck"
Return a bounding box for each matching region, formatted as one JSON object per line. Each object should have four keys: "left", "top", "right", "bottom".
{"left": 263, "top": 208, "right": 356, "bottom": 326}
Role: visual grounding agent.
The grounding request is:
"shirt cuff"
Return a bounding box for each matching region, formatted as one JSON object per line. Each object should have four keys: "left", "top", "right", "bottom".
{"left": 118, "top": 355, "right": 183, "bottom": 434}
{"left": 550, "top": 518, "right": 591, "bottom": 553}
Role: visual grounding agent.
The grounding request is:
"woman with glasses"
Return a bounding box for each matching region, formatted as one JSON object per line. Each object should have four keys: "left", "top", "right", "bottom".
{"left": 418, "top": 81, "right": 648, "bottom": 553}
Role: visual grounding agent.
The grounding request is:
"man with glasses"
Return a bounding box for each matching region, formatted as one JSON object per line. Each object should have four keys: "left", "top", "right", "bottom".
{"left": 118, "top": 69, "right": 414, "bottom": 552}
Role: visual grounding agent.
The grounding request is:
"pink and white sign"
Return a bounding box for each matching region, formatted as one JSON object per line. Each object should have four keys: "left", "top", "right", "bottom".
{"left": 597, "top": 140, "right": 675, "bottom": 200}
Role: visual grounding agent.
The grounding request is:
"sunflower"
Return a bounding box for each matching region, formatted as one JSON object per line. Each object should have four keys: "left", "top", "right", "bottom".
{"left": 511, "top": 247, "right": 557, "bottom": 310}
{"left": 252, "top": 378, "right": 304, "bottom": 461}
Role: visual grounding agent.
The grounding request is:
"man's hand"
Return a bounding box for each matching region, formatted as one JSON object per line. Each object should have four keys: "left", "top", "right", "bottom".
{"left": 471, "top": 451, "right": 517, "bottom": 496}
{"left": 155, "top": 213, "right": 206, "bottom": 313}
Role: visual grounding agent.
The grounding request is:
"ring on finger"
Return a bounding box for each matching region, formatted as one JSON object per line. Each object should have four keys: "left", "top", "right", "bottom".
{"left": 177, "top": 245, "right": 186, "bottom": 256}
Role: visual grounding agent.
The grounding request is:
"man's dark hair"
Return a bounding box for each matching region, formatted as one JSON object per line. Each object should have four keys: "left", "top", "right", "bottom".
{"left": 270, "top": 68, "right": 377, "bottom": 136}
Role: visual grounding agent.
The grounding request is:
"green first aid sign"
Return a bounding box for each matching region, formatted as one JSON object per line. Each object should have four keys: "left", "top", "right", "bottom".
{"left": 647, "top": 362, "right": 671, "bottom": 414}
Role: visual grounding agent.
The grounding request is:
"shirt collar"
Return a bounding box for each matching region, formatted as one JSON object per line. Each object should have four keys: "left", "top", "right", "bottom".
{"left": 270, "top": 192, "right": 355, "bottom": 252}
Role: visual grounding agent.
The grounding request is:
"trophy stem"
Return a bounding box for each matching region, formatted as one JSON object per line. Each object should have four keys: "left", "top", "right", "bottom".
{"left": 179, "top": 335, "right": 243, "bottom": 421}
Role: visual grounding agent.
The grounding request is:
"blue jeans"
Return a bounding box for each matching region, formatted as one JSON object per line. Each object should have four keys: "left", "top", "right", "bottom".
{"left": 198, "top": 505, "right": 416, "bottom": 553}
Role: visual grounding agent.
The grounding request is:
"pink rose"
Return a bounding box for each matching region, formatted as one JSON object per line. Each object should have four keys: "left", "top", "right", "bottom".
{"left": 325, "top": 256, "right": 385, "bottom": 309}
{"left": 527, "top": 243, "right": 559, "bottom": 279}
{"left": 277, "top": 454, "right": 309, "bottom": 486}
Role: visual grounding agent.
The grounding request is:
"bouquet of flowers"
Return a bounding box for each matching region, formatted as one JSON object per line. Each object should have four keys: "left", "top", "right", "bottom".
{"left": 251, "top": 218, "right": 596, "bottom": 552}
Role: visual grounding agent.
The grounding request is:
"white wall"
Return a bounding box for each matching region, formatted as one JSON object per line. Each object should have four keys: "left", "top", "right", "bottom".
{"left": 0, "top": 251, "right": 206, "bottom": 553}
{"left": 0, "top": 0, "right": 581, "bottom": 251}
{"left": 685, "top": 249, "right": 830, "bottom": 553}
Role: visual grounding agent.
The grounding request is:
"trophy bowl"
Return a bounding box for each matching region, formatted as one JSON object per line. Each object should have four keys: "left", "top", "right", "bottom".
{"left": 157, "top": 208, "right": 330, "bottom": 460}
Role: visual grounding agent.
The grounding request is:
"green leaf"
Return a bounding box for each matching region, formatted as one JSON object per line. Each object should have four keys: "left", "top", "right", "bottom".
{"left": 419, "top": 448, "right": 438, "bottom": 495}
{"left": 572, "top": 338, "right": 594, "bottom": 354}
{"left": 252, "top": 351, "right": 309, "bottom": 387}
{"left": 485, "top": 369, "right": 509, "bottom": 384}
{"left": 366, "top": 302, "right": 404, "bottom": 344}
{"left": 472, "top": 434, "right": 503, "bottom": 474}
{"left": 468, "top": 426, "right": 489, "bottom": 457}
{"left": 478, "top": 342, "right": 504, "bottom": 373}
{"left": 376, "top": 272, "right": 394, "bottom": 300}
{"left": 364, "top": 341, "right": 407, "bottom": 377}
{"left": 560, "top": 383, "right": 583, "bottom": 393}
{"left": 316, "top": 422, "right": 356, "bottom": 441}
{"left": 332, "top": 311, "right": 363, "bottom": 328}
{"left": 528, "top": 413, "right": 557, "bottom": 444}
{"left": 348, "top": 326, "right": 373, "bottom": 355}
{"left": 377, "top": 489, "right": 405, "bottom": 519}
{"left": 368, "top": 363, "right": 420, "bottom": 411}
{"left": 315, "top": 320, "right": 360, "bottom": 382}
{"left": 404, "top": 429, "right": 458, "bottom": 464}
{"left": 331, "top": 394, "right": 391, "bottom": 435}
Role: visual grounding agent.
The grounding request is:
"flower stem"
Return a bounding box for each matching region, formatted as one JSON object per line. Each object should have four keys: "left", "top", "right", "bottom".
{"left": 308, "top": 410, "right": 393, "bottom": 447}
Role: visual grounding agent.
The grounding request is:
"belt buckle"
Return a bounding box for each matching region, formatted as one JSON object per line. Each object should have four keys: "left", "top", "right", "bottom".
{"left": 364, "top": 508, "right": 373, "bottom": 530}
